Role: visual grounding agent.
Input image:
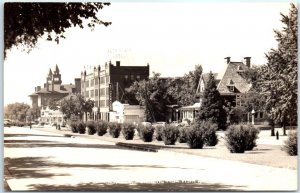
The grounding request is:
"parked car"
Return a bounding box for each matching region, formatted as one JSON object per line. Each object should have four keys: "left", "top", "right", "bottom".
{"left": 4, "top": 119, "right": 11, "bottom": 127}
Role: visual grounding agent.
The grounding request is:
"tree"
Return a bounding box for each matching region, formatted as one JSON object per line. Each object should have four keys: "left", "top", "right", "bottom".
{"left": 59, "top": 93, "right": 94, "bottom": 121}
{"left": 4, "top": 2, "right": 111, "bottom": 58}
{"left": 257, "top": 4, "right": 297, "bottom": 135}
{"left": 4, "top": 102, "right": 30, "bottom": 121}
{"left": 126, "top": 72, "right": 173, "bottom": 122}
{"left": 166, "top": 64, "right": 203, "bottom": 106}
{"left": 198, "top": 72, "right": 227, "bottom": 130}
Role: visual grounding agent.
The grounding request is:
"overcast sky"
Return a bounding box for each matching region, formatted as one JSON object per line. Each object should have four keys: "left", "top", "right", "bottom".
{"left": 4, "top": 1, "right": 292, "bottom": 106}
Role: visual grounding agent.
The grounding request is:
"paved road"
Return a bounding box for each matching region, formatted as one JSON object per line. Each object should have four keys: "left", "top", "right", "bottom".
{"left": 4, "top": 127, "right": 298, "bottom": 191}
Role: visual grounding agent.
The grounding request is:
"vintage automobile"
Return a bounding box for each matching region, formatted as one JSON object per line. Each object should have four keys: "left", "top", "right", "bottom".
{"left": 4, "top": 119, "right": 11, "bottom": 127}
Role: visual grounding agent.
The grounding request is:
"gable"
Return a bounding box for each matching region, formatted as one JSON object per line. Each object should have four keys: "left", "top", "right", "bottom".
{"left": 217, "top": 62, "right": 251, "bottom": 94}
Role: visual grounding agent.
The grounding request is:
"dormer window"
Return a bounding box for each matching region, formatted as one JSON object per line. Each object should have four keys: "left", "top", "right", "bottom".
{"left": 227, "top": 79, "right": 235, "bottom": 92}
{"left": 237, "top": 65, "right": 244, "bottom": 73}
{"left": 229, "top": 86, "right": 235, "bottom": 92}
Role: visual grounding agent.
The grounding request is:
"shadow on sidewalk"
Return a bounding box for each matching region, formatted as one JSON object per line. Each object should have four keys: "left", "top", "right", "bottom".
{"left": 27, "top": 181, "right": 246, "bottom": 191}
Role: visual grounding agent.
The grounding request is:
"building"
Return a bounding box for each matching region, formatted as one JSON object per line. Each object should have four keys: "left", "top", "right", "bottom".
{"left": 196, "top": 57, "right": 266, "bottom": 124}
{"left": 81, "top": 61, "right": 149, "bottom": 121}
{"left": 29, "top": 65, "right": 81, "bottom": 109}
{"left": 109, "top": 101, "right": 145, "bottom": 123}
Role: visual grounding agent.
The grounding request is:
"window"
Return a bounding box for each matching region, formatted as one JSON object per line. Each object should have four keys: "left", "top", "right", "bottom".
{"left": 95, "top": 78, "right": 98, "bottom": 85}
{"left": 229, "top": 86, "right": 234, "bottom": 92}
{"left": 100, "top": 100, "right": 105, "bottom": 107}
{"left": 106, "top": 87, "right": 109, "bottom": 97}
{"left": 125, "top": 75, "right": 128, "bottom": 80}
{"left": 85, "top": 81, "right": 89, "bottom": 87}
{"left": 106, "top": 99, "right": 109, "bottom": 107}
{"left": 90, "top": 79, "right": 94, "bottom": 87}
{"left": 85, "top": 91, "right": 89, "bottom": 98}
{"left": 91, "top": 90, "right": 94, "bottom": 97}
{"left": 136, "top": 75, "right": 140, "bottom": 80}
{"left": 95, "top": 89, "right": 98, "bottom": 96}
{"left": 95, "top": 101, "right": 98, "bottom": 107}
{"left": 100, "top": 77, "right": 105, "bottom": 85}
{"left": 130, "top": 75, "right": 134, "bottom": 80}
{"left": 100, "top": 88, "right": 106, "bottom": 96}
{"left": 254, "top": 113, "right": 258, "bottom": 119}
{"left": 260, "top": 112, "right": 264, "bottom": 118}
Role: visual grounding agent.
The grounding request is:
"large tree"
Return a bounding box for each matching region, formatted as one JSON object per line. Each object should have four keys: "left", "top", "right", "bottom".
{"left": 197, "top": 72, "right": 227, "bottom": 130}
{"left": 4, "top": 2, "right": 111, "bottom": 58}
{"left": 59, "top": 93, "right": 94, "bottom": 121}
{"left": 126, "top": 72, "right": 173, "bottom": 122}
{"left": 4, "top": 102, "right": 30, "bottom": 121}
{"left": 257, "top": 4, "right": 297, "bottom": 135}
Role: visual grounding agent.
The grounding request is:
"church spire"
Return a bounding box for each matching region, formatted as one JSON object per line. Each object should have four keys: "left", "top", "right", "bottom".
{"left": 48, "top": 68, "right": 53, "bottom": 76}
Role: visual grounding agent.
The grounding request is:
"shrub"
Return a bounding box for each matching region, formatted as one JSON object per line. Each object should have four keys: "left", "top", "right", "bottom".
{"left": 70, "top": 121, "right": 78, "bottom": 133}
{"left": 77, "top": 121, "right": 86, "bottom": 134}
{"left": 178, "top": 126, "right": 188, "bottom": 143}
{"left": 86, "top": 121, "right": 97, "bottom": 135}
{"left": 139, "top": 125, "right": 155, "bottom": 142}
{"left": 121, "top": 123, "right": 136, "bottom": 140}
{"left": 244, "top": 125, "right": 260, "bottom": 150}
{"left": 96, "top": 121, "right": 108, "bottom": 136}
{"left": 283, "top": 130, "right": 297, "bottom": 156}
{"left": 186, "top": 124, "right": 205, "bottom": 149}
{"left": 200, "top": 121, "right": 218, "bottom": 146}
{"left": 155, "top": 125, "right": 164, "bottom": 141}
{"left": 108, "top": 122, "right": 121, "bottom": 138}
{"left": 225, "top": 124, "right": 259, "bottom": 153}
{"left": 162, "top": 124, "right": 179, "bottom": 145}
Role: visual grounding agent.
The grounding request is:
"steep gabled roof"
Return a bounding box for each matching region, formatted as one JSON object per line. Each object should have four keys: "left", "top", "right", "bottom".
{"left": 217, "top": 61, "right": 251, "bottom": 94}
{"left": 35, "top": 84, "right": 75, "bottom": 94}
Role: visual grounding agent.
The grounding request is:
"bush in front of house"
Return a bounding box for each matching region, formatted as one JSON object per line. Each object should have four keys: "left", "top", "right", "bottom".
{"left": 77, "top": 121, "right": 86, "bottom": 134}
{"left": 186, "top": 124, "right": 205, "bottom": 149}
{"left": 155, "top": 125, "right": 164, "bottom": 141}
{"left": 86, "top": 121, "right": 97, "bottom": 135}
{"left": 138, "top": 124, "right": 155, "bottom": 142}
{"left": 96, "top": 121, "right": 108, "bottom": 136}
{"left": 121, "top": 123, "right": 136, "bottom": 140}
{"left": 225, "top": 124, "right": 259, "bottom": 153}
{"left": 200, "top": 121, "right": 218, "bottom": 146}
{"left": 108, "top": 122, "right": 122, "bottom": 138}
{"left": 178, "top": 126, "right": 188, "bottom": 143}
{"left": 162, "top": 124, "right": 179, "bottom": 145}
{"left": 283, "top": 130, "right": 297, "bottom": 156}
{"left": 70, "top": 121, "right": 78, "bottom": 133}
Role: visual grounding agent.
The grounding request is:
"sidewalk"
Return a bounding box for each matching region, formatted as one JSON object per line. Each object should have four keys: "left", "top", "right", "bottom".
{"left": 31, "top": 125, "right": 297, "bottom": 170}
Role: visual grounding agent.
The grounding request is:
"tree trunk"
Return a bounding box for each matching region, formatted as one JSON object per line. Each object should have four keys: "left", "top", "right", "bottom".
{"left": 270, "top": 119, "right": 275, "bottom": 136}
{"left": 283, "top": 124, "right": 287, "bottom": 136}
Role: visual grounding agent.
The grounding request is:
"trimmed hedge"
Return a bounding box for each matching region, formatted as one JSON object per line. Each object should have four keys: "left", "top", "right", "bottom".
{"left": 70, "top": 121, "right": 78, "bottom": 133}
{"left": 86, "top": 121, "right": 97, "bottom": 135}
{"left": 155, "top": 125, "right": 164, "bottom": 141}
{"left": 200, "top": 121, "right": 218, "bottom": 146}
{"left": 178, "top": 126, "right": 188, "bottom": 143}
{"left": 96, "top": 121, "right": 108, "bottom": 136}
{"left": 138, "top": 124, "right": 155, "bottom": 142}
{"left": 283, "top": 130, "right": 297, "bottom": 156}
{"left": 108, "top": 122, "right": 121, "bottom": 138}
{"left": 186, "top": 124, "right": 205, "bottom": 149}
{"left": 162, "top": 124, "right": 179, "bottom": 145}
{"left": 77, "top": 121, "right": 86, "bottom": 134}
{"left": 121, "top": 123, "right": 136, "bottom": 140}
{"left": 225, "top": 124, "right": 259, "bottom": 153}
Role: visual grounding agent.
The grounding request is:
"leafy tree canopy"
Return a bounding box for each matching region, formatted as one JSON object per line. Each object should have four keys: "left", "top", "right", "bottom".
{"left": 256, "top": 3, "right": 297, "bottom": 126}
{"left": 4, "top": 2, "right": 111, "bottom": 58}
{"left": 4, "top": 102, "right": 30, "bottom": 121}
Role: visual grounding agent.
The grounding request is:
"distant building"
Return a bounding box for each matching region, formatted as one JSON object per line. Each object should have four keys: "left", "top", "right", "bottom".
{"left": 81, "top": 61, "right": 149, "bottom": 121}
{"left": 109, "top": 101, "right": 145, "bottom": 123}
{"left": 29, "top": 64, "right": 81, "bottom": 109}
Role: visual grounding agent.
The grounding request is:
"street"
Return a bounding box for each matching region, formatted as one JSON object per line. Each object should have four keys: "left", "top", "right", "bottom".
{"left": 4, "top": 127, "right": 298, "bottom": 191}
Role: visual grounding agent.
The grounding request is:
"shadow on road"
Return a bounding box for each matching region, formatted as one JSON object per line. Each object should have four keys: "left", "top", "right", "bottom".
{"left": 4, "top": 133, "right": 65, "bottom": 138}
{"left": 28, "top": 181, "right": 246, "bottom": 191}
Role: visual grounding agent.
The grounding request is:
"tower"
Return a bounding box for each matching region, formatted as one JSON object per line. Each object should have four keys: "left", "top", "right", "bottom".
{"left": 52, "top": 64, "right": 62, "bottom": 85}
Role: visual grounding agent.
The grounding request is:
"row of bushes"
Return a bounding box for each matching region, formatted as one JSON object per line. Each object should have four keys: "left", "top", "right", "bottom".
{"left": 69, "top": 120, "right": 297, "bottom": 155}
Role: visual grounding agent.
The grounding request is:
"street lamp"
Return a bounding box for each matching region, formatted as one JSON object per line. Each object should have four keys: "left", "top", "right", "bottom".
{"left": 251, "top": 109, "right": 255, "bottom": 125}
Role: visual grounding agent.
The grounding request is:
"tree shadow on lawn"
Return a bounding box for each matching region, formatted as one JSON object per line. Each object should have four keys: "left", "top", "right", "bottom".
{"left": 28, "top": 181, "right": 246, "bottom": 191}
{"left": 4, "top": 133, "right": 66, "bottom": 138}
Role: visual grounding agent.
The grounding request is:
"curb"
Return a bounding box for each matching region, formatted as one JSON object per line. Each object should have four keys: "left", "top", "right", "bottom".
{"left": 116, "top": 142, "right": 159, "bottom": 152}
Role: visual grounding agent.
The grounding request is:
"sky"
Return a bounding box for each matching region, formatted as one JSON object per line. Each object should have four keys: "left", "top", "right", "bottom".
{"left": 4, "top": 1, "right": 293, "bottom": 106}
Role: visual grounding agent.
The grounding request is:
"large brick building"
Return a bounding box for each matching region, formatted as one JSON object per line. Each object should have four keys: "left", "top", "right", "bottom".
{"left": 29, "top": 65, "right": 81, "bottom": 109}
{"left": 81, "top": 61, "right": 149, "bottom": 121}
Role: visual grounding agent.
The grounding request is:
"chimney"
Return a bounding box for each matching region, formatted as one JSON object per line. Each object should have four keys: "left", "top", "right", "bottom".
{"left": 37, "top": 86, "right": 41, "bottom": 91}
{"left": 116, "top": 61, "right": 120, "bottom": 67}
{"left": 224, "top": 57, "right": 231, "bottom": 64}
{"left": 244, "top": 57, "right": 251, "bottom": 68}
